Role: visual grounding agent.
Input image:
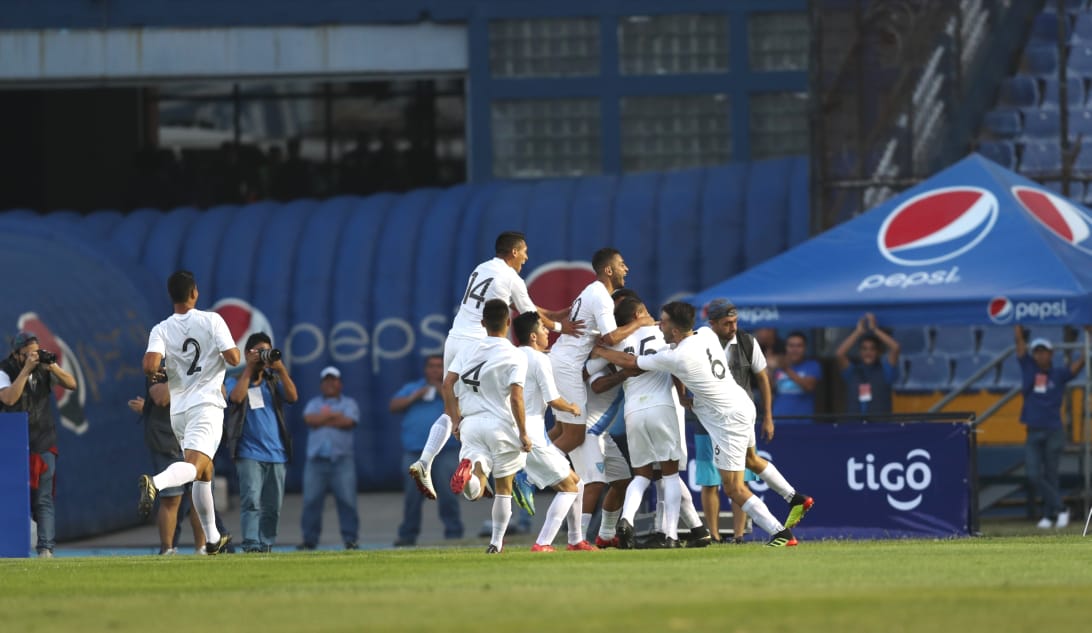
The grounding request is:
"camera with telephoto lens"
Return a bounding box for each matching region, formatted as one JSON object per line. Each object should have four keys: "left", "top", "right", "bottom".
{"left": 258, "top": 348, "right": 282, "bottom": 363}
{"left": 36, "top": 350, "right": 57, "bottom": 365}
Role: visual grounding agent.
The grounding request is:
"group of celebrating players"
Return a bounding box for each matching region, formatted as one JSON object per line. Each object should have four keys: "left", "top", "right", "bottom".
{"left": 407, "top": 232, "right": 813, "bottom": 553}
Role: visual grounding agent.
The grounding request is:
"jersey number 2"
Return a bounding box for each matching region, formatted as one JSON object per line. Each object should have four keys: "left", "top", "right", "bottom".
{"left": 182, "top": 338, "right": 203, "bottom": 375}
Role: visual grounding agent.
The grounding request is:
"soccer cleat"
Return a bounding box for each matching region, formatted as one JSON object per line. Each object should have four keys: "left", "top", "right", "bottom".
{"left": 530, "top": 543, "right": 556, "bottom": 552}
{"left": 408, "top": 461, "right": 437, "bottom": 500}
{"left": 1056, "top": 510, "right": 1071, "bottom": 529}
{"left": 681, "top": 525, "right": 712, "bottom": 548}
{"left": 785, "top": 493, "right": 814, "bottom": 529}
{"left": 636, "top": 533, "right": 679, "bottom": 549}
{"left": 450, "top": 458, "right": 472, "bottom": 495}
{"left": 566, "top": 540, "right": 598, "bottom": 551}
{"left": 485, "top": 544, "right": 502, "bottom": 554}
{"left": 595, "top": 535, "right": 619, "bottom": 549}
{"left": 766, "top": 528, "right": 797, "bottom": 548}
{"left": 616, "top": 518, "right": 636, "bottom": 550}
{"left": 138, "top": 474, "right": 158, "bottom": 519}
{"left": 512, "top": 471, "right": 536, "bottom": 516}
{"left": 205, "top": 533, "right": 233, "bottom": 555}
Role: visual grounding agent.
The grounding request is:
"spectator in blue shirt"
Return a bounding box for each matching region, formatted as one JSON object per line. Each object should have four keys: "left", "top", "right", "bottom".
{"left": 389, "top": 355, "right": 464, "bottom": 546}
{"left": 836, "top": 313, "right": 901, "bottom": 420}
{"left": 224, "top": 332, "right": 298, "bottom": 553}
{"left": 1015, "top": 326, "right": 1088, "bottom": 530}
{"left": 770, "top": 331, "right": 821, "bottom": 419}
{"left": 299, "top": 365, "right": 360, "bottom": 550}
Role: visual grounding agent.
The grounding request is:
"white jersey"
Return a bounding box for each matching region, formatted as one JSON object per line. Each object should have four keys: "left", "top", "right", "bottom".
{"left": 449, "top": 336, "right": 527, "bottom": 424}
{"left": 449, "top": 258, "right": 536, "bottom": 340}
{"left": 520, "top": 347, "right": 561, "bottom": 447}
{"left": 636, "top": 327, "right": 752, "bottom": 430}
{"left": 146, "top": 309, "right": 236, "bottom": 415}
{"left": 550, "top": 280, "right": 616, "bottom": 369}
{"left": 620, "top": 325, "right": 676, "bottom": 415}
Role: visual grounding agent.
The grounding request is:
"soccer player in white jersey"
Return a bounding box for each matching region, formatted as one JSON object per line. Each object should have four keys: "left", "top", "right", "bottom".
{"left": 409, "top": 231, "right": 580, "bottom": 500}
{"left": 138, "top": 270, "right": 241, "bottom": 554}
{"left": 550, "top": 248, "right": 653, "bottom": 473}
{"left": 595, "top": 301, "right": 797, "bottom": 547}
{"left": 443, "top": 299, "right": 531, "bottom": 554}
{"left": 706, "top": 299, "right": 814, "bottom": 537}
{"left": 511, "top": 311, "right": 598, "bottom": 552}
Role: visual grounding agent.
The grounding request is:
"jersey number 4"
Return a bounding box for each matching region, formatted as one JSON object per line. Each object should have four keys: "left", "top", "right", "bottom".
{"left": 182, "top": 338, "right": 203, "bottom": 376}
{"left": 460, "top": 361, "right": 486, "bottom": 392}
{"left": 462, "top": 272, "right": 495, "bottom": 309}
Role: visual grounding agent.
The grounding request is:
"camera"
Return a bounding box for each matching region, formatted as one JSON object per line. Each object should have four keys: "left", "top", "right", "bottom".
{"left": 258, "top": 348, "right": 282, "bottom": 363}
{"left": 36, "top": 350, "right": 57, "bottom": 365}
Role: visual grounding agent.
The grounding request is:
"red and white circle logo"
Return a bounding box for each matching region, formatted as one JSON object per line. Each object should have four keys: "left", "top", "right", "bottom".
{"left": 877, "top": 187, "right": 999, "bottom": 266}
{"left": 211, "top": 298, "right": 274, "bottom": 369}
{"left": 16, "top": 312, "right": 89, "bottom": 435}
{"left": 525, "top": 261, "right": 596, "bottom": 343}
{"left": 987, "top": 296, "right": 1014, "bottom": 324}
{"left": 1012, "top": 186, "right": 1092, "bottom": 255}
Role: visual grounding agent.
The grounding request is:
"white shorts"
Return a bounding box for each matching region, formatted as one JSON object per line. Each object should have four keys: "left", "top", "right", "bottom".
{"left": 569, "top": 432, "right": 630, "bottom": 484}
{"left": 703, "top": 406, "right": 756, "bottom": 473}
{"left": 625, "top": 405, "right": 684, "bottom": 468}
{"left": 171, "top": 405, "right": 225, "bottom": 459}
{"left": 443, "top": 335, "right": 480, "bottom": 372}
{"left": 458, "top": 415, "right": 527, "bottom": 479}
{"left": 551, "top": 363, "right": 587, "bottom": 425}
{"left": 524, "top": 444, "right": 572, "bottom": 490}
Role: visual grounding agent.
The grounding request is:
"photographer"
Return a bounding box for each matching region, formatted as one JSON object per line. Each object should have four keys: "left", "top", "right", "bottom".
{"left": 224, "top": 332, "right": 298, "bottom": 553}
{"left": 0, "top": 332, "right": 77, "bottom": 558}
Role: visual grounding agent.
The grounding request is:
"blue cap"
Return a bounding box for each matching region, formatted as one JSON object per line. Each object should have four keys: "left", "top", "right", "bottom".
{"left": 10, "top": 331, "right": 38, "bottom": 351}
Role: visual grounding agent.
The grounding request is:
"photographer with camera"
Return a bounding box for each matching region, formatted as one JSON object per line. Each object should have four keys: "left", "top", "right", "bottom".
{"left": 0, "top": 331, "right": 77, "bottom": 558}
{"left": 224, "top": 333, "right": 298, "bottom": 553}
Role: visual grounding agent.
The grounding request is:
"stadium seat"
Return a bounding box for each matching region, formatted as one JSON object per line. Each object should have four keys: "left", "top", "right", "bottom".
{"left": 950, "top": 353, "right": 996, "bottom": 391}
{"left": 999, "top": 75, "right": 1040, "bottom": 108}
{"left": 1024, "top": 324, "right": 1067, "bottom": 345}
{"left": 996, "top": 356, "right": 1024, "bottom": 390}
{"left": 976, "top": 140, "right": 1017, "bottom": 169}
{"left": 1025, "top": 45, "right": 1059, "bottom": 76}
{"left": 1030, "top": 12, "right": 1071, "bottom": 44}
{"left": 977, "top": 327, "right": 1015, "bottom": 355}
{"left": 1022, "top": 109, "right": 1061, "bottom": 138}
{"left": 1020, "top": 141, "right": 1063, "bottom": 175}
{"left": 983, "top": 109, "right": 1023, "bottom": 138}
{"left": 1068, "top": 45, "right": 1092, "bottom": 76}
{"left": 1074, "top": 139, "right": 1092, "bottom": 175}
{"left": 1044, "top": 0, "right": 1086, "bottom": 13}
{"left": 1069, "top": 108, "right": 1092, "bottom": 137}
{"left": 892, "top": 326, "right": 929, "bottom": 355}
{"left": 1042, "top": 180, "right": 1084, "bottom": 199}
{"left": 1041, "top": 77, "right": 1085, "bottom": 109}
{"left": 900, "top": 353, "right": 951, "bottom": 391}
{"left": 1073, "top": 11, "right": 1092, "bottom": 42}
{"left": 932, "top": 326, "right": 977, "bottom": 355}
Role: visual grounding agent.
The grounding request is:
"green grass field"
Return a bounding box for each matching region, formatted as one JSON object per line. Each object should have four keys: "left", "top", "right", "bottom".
{"left": 3, "top": 535, "right": 1091, "bottom": 633}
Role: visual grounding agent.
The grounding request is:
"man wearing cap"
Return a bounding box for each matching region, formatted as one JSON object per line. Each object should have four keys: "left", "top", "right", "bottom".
{"left": 0, "top": 332, "right": 77, "bottom": 558}
{"left": 1014, "top": 325, "right": 1089, "bottom": 530}
{"left": 299, "top": 365, "right": 361, "bottom": 549}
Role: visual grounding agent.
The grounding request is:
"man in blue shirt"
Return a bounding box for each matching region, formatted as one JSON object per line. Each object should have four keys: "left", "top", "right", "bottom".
{"left": 770, "top": 331, "right": 821, "bottom": 419}
{"left": 299, "top": 365, "right": 360, "bottom": 549}
{"left": 835, "top": 313, "right": 901, "bottom": 420}
{"left": 389, "top": 355, "right": 464, "bottom": 546}
{"left": 224, "top": 333, "right": 298, "bottom": 553}
{"left": 1015, "top": 326, "right": 1087, "bottom": 530}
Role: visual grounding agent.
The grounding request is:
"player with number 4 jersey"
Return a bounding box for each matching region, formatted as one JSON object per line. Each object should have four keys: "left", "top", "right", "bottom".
{"left": 409, "top": 231, "right": 580, "bottom": 501}
{"left": 138, "top": 270, "right": 241, "bottom": 555}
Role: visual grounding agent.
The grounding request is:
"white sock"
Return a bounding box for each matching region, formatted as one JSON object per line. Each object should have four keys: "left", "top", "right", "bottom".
{"left": 621, "top": 475, "right": 651, "bottom": 523}
{"left": 152, "top": 461, "right": 197, "bottom": 491}
{"left": 662, "top": 473, "right": 682, "bottom": 540}
{"left": 580, "top": 513, "right": 592, "bottom": 537}
{"left": 757, "top": 463, "right": 796, "bottom": 503}
{"left": 567, "top": 481, "right": 585, "bottom": 544}
{"left": 191, "top": 480, "right": 220, "bottom": 544}
{"left": 419, "top": 414, "right": 452, "bottom": 467}
{"left": 654, "top": 479, "right": 665, "bottom": 531}
{"left": 678, "top": 478, "right": 701, "bottom": 529}
{"left": 463, "top": 476, "right": 482, "bottom": 501}
{"left": 536, "top": 491, "right": 578, "bottom": 547}
{"left": 598, "top": 509, "right": 621, "bottom": 540}
{"left": 491, "top": 495, "right": 513, "bottom": 550}
{"left": 741, "top": 495, "right": 785, "bottom": 535}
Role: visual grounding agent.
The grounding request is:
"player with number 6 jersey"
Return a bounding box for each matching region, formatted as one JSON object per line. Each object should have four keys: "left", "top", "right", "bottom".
{"left": 139, "top": 270, "right": 241, "bottom": 555}
{"left": 409, "top": 231, "right": 580, "bottom": 501}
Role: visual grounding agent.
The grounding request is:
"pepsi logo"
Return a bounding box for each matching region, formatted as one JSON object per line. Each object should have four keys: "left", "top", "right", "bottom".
{"left": 525, "top": 261, "right": 595, "bottom": 343}
{"left": 987, "top": 296, "right": 1014, "bottom": 324}
{"left": 877, "top": 187, "right": 998, "bottom": 266}
{"left": 211, "top": 298, "right": 274, "bottom": 374}
{"left": 1011, "top": 186, "right": 1092, "bottom": 255}
{"left": 16, "top": 312, "right": 90, "bottom": 435}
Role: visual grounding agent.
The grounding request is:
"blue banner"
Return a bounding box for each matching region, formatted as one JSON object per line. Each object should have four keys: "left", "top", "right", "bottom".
{"left": 0, "top": 413, "right": 30, "bottom": 558}
{"left": 686, "top": 421, "right": 973, "bottom": 540}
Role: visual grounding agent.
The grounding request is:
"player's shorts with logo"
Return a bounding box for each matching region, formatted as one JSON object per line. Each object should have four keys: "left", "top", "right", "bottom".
{"left": 458, "top": 414, "right": 527, "bottom": 479}
{"left": 569, "top": 432, "right": 629, "bottom": 484}
{"left": 171, "top": 404, "right": 226, "bottom": 459}
{"left": 524, "top": 444, "right": 572, "bottom": 489}
{"left": 550, "top": 362, "right": 588, "bottom": 425}
{"left": 701, "top": 402, "right": 756, "bottom": 472}
{"left": 625, "top": 404, "right": 684, "bottom": 467}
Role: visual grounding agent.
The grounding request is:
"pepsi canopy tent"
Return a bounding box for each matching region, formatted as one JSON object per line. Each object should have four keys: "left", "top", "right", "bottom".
{"left": 688, "top": 155, "right": 1092, "bottom": 329}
